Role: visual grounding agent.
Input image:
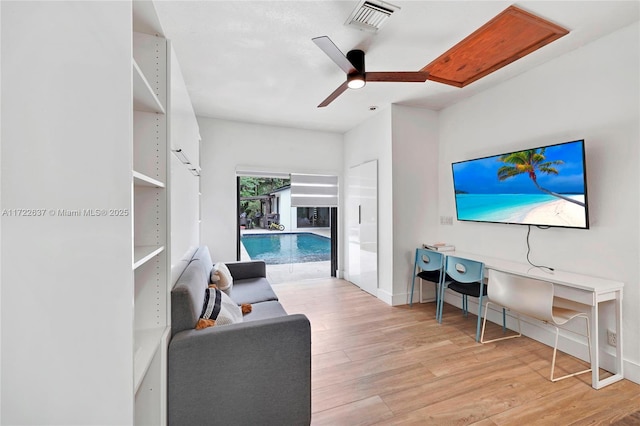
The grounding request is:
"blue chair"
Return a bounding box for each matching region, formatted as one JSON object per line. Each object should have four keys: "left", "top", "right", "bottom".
{"left": 409, "top": 249, "right": 444, "bottom": 314}
{"left": 437, "top": 255, "right": 486, "bottom": 342}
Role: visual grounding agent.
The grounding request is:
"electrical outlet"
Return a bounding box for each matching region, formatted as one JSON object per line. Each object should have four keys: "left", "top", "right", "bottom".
{"left": 440, "top": 216, "right": 453, "bottom": 225}
{"left": 607, "top": 329, "right": 617, "bottom": 347}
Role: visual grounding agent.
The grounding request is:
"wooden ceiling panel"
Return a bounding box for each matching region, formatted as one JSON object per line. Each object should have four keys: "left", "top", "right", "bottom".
{"left": 422, "top": 6, "right": 569, "bottom": 87}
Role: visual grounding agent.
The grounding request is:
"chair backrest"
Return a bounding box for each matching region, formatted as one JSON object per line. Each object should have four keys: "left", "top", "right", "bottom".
{"left": 487, "top": 269, "right": 555, "bottom": 322}
{"left": 415, "top": 248, "right": 444, "bottom": 273}
{"left": 444, "top": 255, "right": 484, "bottom": 284}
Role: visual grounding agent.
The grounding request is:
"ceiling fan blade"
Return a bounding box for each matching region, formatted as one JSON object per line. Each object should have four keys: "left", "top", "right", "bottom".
{"left": 313, "top": 36, "right": 357, "bottom": 74}
{"left": 318, "top": 81, "right": 349, "bottom": 108}
{"left": 365, "top": 71, "right": 430, "bottom": 82}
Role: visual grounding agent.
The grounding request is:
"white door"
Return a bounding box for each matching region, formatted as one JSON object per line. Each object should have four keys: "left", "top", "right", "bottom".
{"left": 348, "top": 160, "right": 378, "bottom": 295}
{"left": 347, "top": 165, "right": 361, "bottom": 286}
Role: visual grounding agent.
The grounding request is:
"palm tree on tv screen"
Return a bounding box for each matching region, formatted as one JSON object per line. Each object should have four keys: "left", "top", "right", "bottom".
{"left": 497, "top": 148, "right": 585, "bottom": 207}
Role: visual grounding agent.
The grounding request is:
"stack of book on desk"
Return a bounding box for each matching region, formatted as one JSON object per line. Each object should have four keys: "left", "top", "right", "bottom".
{"left": 423, "top": 243, "right": 455, "bottom": 252}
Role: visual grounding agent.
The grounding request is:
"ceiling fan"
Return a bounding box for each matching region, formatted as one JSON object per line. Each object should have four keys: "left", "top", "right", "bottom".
{"left": 312, "top": 36, "right": 429, "bottom": 108}
{"left": 312, "top": 5, "right": 570, "bottom": 108}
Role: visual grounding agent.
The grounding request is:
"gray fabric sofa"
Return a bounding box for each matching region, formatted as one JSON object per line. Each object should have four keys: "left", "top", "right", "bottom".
{"left": 168, "top": 246, "right": 312, "bottom": 426}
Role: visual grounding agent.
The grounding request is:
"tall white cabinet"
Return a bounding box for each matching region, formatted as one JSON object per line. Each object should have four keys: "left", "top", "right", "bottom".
{"left": 1, "top": 1, "right": 178, "bottom": 424}
{"left": 347, "top": 160, "right": 378, "bottom": 296}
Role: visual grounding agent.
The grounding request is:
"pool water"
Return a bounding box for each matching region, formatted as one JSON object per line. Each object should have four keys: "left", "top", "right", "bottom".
{"left": 241, "top": 233, "right": 331, "bottom": 265}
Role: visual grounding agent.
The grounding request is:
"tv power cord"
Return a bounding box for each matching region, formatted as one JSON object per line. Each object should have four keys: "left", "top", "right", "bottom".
{"left": 526, "top": 225, "right": 555, "bottom": 273}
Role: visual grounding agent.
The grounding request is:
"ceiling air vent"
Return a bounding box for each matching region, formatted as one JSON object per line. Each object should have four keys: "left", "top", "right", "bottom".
{"left": 345, "top": 0, "right": 400, "bottom": 33}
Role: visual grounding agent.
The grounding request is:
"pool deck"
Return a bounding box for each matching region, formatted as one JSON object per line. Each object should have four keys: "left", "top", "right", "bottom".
{"left": 240, "top": 228, "right": 331, "bottom": 284}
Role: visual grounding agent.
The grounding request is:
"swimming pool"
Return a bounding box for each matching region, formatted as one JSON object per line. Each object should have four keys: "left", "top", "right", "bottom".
{"left": 241, "top": 233, "right": 331, "bottom": 265}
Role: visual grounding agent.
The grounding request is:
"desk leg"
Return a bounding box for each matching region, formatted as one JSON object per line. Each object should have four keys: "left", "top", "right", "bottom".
{"left": 475, "top": 283, "right": 485, "bottom": 342}
{"left": 616, "top": 289, "right": 624, "bottom": 380}
{"left": 592, "top": 291, "right": 624, "bottom": 389}
{"left": 590, "top": 304, "right": 599, "bottom": 389}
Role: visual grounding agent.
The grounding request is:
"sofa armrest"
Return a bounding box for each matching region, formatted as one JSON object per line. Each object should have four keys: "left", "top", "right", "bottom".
{"left": 226, "top": 260, "right": 266, "bottom": 280}
{"left": 168, "top": 314, "right": 311, "bottom": 426}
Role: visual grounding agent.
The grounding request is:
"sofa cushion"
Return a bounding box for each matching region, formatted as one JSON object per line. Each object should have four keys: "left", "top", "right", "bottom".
{"left": 211, "top": 262, "right": 233, "bottom": 295}
{"left": 242, "top": 301, "right": 288, "bottom": 322}
{"left": 226, "top": 260, "right": 266, "bottom": 280}
{"left": 196, "top": 287, "right": 243, "bottom": 330}
{"left": 230, "top": 277, "right": 279, "bottom": 305}
{"left": 171, "top": 258, "right": 210, "bottom": 336}
{"left": 191, "top": 246, "right": 213, "bottom": 270}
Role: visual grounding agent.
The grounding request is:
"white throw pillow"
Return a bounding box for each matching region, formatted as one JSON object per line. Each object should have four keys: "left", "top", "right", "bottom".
{"left": 195, "top": 287, "right": 243, "bottom": 330}
{"left": 211, "top": 262, "right": 233, "bottom": 295}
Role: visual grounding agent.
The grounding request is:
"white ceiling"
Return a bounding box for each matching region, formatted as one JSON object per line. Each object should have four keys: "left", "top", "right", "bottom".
{"left": 153, "top": 1, "right": 639, "bottom": 133}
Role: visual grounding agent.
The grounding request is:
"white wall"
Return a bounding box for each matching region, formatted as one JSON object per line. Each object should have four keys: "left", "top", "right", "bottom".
{"left": 276, "top": 189, "right": 292, "bottom": 231}
{"left": 169, "top": 46, "right": 200, "bottom": 276}
{"left": 342, "top": 105, "right": 440, "bottom": 305}
{"left": 198, "top": 117, "right": 343, "bottom": 262}
{"left": 391, "top": 105, "right": 439, "bottom": 304}
{"left": 343, "top": 108, "right": 393, "bottom": 300}
{"left": 1, "top": 2, "right": 134, "bottom": 423}
{"left": 436, "top": 22, "right": 640, "bottom": 380}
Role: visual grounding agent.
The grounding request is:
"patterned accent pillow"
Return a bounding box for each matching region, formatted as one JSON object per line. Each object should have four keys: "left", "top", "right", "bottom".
{"left": 211, "top": 262, "right": 233, "bottom": 295}
{"left": 195, "top": 287, "right": 243, "bottom": 330}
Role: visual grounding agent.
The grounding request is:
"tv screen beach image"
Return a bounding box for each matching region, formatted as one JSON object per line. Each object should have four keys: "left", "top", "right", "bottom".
{"left": 452, "top": 140, "right": 588, "bottom": 228}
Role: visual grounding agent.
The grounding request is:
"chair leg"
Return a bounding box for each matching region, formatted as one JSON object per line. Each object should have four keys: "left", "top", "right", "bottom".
{"left": 585, "top": 316, "right": 592, "bottom": 366}
{"left": 480, "top": 302, "right": 522, "bottom": 344}
{"left": 437, "top": 284, "right": 443, "bottom": 323}
{"left": 502, "top": 308, "right": 507, "bottom": 333}
{"left": 475, "top": 293, "right": 483, "bottom": 342}
{"left": 550, "top": 316, "right": 592, "bottom": 382}
{"left": 437, "top": 284, "right": 447, "bottom": 323}
{"left": 415, "top": 278, "right": 439, "bottom": 319}
{"left": 410, "top": 273, "right": 417, "bottom": 307}
{"left": 433, "top": 281, "right": 439, "bottom": 319}
{"left": 480, "top": 301, "right": 492, "bottom": 343}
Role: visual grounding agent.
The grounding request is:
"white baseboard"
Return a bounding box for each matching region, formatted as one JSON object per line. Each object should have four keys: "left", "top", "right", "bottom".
{"left": 391, "top": 280, "right": 437, "bottom": 306}
{"left": 377, "top": 288, "right": 395, "bottom": 306}
{"left": 624, "top": 358, "right": 640, "bottom": 385}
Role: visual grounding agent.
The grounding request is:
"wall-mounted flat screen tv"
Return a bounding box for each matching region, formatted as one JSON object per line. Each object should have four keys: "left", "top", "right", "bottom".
{"left": 451, "top": 139, "right": 589, "bottom": 229}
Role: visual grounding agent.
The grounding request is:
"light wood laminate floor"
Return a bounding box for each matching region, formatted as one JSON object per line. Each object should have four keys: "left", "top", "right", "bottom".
{"left": 273, "top": 278, "right": 640, "bottom": 426}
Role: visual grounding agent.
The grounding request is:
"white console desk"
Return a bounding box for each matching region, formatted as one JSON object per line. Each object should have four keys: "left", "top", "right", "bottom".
{"left": 447, "top": 251, "right": 624, "bottom": 390}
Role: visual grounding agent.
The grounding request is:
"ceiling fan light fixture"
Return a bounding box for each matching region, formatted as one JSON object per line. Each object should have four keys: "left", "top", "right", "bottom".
{"left": 347, "top": 73, "right": 366, "bottom": 89}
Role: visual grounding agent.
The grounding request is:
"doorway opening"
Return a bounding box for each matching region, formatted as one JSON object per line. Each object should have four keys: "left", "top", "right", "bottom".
{"left": 236, "top": 174, "right": 338, "bottom": 284}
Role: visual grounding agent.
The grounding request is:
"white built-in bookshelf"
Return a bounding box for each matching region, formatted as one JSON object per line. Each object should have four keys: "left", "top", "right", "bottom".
{"left": 132, "top": 28, "right": 171, "bottom": 425}
{"left": 3, "top": 2, "right": 188, "bottom": 424}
